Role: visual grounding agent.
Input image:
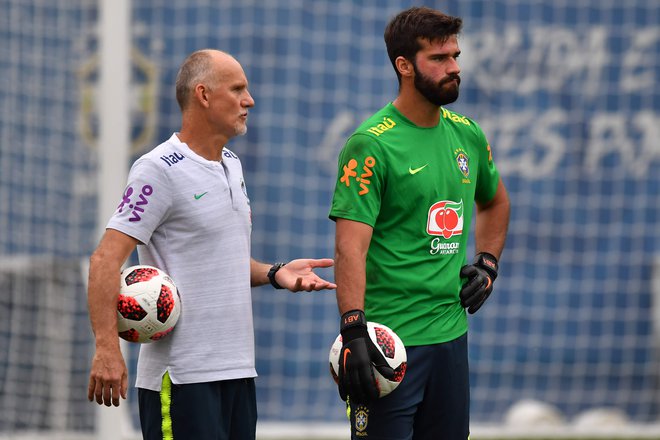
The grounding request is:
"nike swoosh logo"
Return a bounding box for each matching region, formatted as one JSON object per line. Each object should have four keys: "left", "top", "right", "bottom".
{"left": 408, "top": 164, "right": 429, "bottom": 175}
{"left": 342, "top": 348, "right": 351, "bottom": 373}
{"left": 194, "top": 192, "right": 208, "bottom": 200}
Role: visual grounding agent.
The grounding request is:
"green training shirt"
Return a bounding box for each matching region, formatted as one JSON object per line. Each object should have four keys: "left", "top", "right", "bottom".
{"left": 329, "top": 103, "right": 500, "bottom": 346}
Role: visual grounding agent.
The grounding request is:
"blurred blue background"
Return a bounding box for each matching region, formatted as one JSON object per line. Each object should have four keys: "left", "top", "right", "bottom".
{"left": 1, "top": 0, "right": 658, "bottom": 433}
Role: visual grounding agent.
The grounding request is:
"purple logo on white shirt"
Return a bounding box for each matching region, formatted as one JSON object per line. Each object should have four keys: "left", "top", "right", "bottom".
{"left": 117, "top": 185, "right": 154, "bottom": 222}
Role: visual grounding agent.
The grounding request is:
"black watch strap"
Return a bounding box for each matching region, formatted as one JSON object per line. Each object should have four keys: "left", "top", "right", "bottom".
{"left": 268, "top": 263, "right": 286, "bottom": 289}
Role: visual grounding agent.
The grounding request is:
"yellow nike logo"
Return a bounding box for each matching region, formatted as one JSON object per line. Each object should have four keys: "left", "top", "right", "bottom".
{"left": 408, "top": 164, "right": 429, "bottom": 175}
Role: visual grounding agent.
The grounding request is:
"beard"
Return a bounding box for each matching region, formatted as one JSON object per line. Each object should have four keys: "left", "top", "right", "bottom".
{"left": 412, "top": 63, "right": 460, "bottom": 106}
{"left": 234, "top": 120, "right": 248, "bottom": 136}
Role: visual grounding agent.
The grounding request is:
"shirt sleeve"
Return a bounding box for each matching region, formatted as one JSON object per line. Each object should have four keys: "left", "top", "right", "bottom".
{"left": 473, "top": 126, "right": 501, "bottom": 204}
{"left": 106, "top": 157, "right": 172, "bottom": 245}
{"left": 328, "top": 133, "right": 384, "bottom": 227}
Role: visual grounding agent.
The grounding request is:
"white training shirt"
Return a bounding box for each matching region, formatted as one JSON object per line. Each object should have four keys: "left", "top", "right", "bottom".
{"left": 107, "top": 133, "right": 256, "bottom": 391}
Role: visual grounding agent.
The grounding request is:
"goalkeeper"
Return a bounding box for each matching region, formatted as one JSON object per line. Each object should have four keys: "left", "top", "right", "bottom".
{"left": 329, "top": 7, "right": 510, "bottom": 439}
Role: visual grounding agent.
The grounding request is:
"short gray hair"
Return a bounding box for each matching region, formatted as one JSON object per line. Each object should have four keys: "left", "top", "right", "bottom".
{"left": 175, "top": 49, "right": 217, "bottom": 111}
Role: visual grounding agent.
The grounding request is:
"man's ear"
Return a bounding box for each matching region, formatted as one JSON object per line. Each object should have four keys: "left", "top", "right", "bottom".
{"left": 194, "top": 83, "right": 210, "bottom": 107}
{"left": 395, "top": 56, "right": 414, "bottom": 79}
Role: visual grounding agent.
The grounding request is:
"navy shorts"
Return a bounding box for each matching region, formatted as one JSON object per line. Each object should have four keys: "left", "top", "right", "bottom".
{"left": 348, "top": 333, "right": 470, "bottom": 440}
{"left": 138, "top": 373, "right": 257, "bottom": 440}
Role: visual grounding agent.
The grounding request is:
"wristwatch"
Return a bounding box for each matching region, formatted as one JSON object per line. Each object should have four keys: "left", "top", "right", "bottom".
{"left": 267, "top": 262, "right": 286, "bottom": 289}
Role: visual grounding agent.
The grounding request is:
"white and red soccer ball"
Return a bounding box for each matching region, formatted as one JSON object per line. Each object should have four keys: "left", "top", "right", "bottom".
{"left": 117, "top": 265, "right": 181, "bottom": 343}
{"left": 329, "top": 321, "right": 407, "bottom": 398}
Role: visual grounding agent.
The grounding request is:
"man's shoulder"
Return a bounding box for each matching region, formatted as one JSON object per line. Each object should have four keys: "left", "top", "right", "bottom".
{"left": 440, "top": 107, "right": 480, "bottom": 130}
{"left": 220, "top": 147, "right": 242, "bottom": 163}
{"left": 352, "top": 105, "right": 399, "bottom": 141}
{"left": 137, "top": 137, "right": 188, "bottom": 169}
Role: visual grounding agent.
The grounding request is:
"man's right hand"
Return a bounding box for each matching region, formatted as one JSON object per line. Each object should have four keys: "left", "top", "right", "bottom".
{"left": 337, "top": 310, "right": 395, "bottom": 404}
{"left": 87, "top": 345, "right": 128, "bottom": 407}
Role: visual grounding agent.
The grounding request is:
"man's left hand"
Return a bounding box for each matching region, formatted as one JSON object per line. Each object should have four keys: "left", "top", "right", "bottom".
{"left": 278, "top": 259, "right": 338, "bottom": 292}
{"left": 459, "top": 252, "right": 498, "bottom": 314}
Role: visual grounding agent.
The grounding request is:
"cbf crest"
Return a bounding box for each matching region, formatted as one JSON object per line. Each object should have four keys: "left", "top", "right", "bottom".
{"left": 77, "top": 46, "right": 158, "bottom": 154}
{"left": 353, "top": 405, "right": 369, "bottom": 436}
{"left": 454, "top": 147, "right": 471, "bottom": 184}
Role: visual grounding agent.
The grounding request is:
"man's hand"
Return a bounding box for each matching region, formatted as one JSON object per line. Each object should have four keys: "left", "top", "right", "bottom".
{"left": 459, "top": 252, "right": 499, "bottom": 314}
{"left": 337, "top": 310, "right": 394, "bottom": 404}
{"left": 275, "top": 259, "right": 337, "bottom": 292}
{"left": 87, "top": 345, "right": 128, "bottom": 407}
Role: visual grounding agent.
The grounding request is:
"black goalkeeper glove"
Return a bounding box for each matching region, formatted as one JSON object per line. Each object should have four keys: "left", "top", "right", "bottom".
{"left": 337, "top": 309, "right": 395, "bottom": 404}
{"left": 459, "top": 252, "right": 499, "bottom": 314}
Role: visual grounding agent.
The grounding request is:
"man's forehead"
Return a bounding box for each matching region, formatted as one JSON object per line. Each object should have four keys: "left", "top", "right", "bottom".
{"left": 417, "top": 35, "right": 460, "bottom": 52}
{"left": 214, "top": 59, "right": 248, "bottom": 83}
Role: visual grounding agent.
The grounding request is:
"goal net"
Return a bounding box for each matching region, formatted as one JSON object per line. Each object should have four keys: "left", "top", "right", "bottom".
{"left": 1, "top": 0, "right": 659, "bottom": 438}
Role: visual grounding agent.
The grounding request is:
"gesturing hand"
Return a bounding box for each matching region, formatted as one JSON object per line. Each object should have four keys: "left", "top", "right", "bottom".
{"left": 459, "top": 252, "right": 498, "bottom": 314}
{"left": 337, "top": 310, "right": 394, "bottom": 404}
{"left": 272, "top": 259, "right": 337, "bottom": 292}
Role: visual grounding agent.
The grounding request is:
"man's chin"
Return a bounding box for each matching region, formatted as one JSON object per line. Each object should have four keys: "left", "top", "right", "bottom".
{"left": 441, "top": 83, "right": 460, "bottom": 103}
{"left": 443, "top": 92, "right": 459, "bottom": 105}
{"left": 427, "top": 92, "right": 459, "bottom": 107}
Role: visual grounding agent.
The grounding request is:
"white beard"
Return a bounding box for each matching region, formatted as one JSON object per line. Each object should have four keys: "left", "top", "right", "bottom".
{"left": 234, "top": 121, "right": 248, "bottom": 136}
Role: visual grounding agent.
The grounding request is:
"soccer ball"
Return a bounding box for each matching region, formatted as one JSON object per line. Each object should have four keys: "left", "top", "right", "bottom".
{"left": 329, "top": 321, "right": 407, "bottom": 398}
{"left": 117, "top": 265, "right": 181, "bottom": 343}
{"left": 504, "top": 399, "right": 565, "bottom": 427}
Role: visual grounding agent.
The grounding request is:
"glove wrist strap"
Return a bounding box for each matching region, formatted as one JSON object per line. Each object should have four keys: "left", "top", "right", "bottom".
{"left": 340, "top": 309, "right": 367, "bottom": 341}
{"left": 475, "top": 252, "right": 499, "bottom": 280}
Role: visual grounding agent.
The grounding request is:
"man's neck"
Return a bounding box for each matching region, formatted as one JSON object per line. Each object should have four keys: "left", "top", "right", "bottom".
{"left": 177, "top": 126, "right": 227, "bottom": 162}
{"left": 392, "top": 88, "right": 441, "bottom": 128}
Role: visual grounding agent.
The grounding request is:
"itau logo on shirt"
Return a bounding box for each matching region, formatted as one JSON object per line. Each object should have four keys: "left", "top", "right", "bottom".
{"left": 426, "top": 199, "right": 463, "bottom": 239}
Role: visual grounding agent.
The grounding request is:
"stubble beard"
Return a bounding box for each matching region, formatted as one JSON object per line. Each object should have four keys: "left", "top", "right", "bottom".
{"left": 234, "top": 121, "right": 248, "bottom": 136}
